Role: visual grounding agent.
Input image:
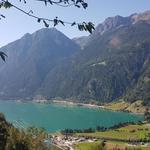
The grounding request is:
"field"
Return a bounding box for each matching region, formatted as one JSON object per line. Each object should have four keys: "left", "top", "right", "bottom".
{"left": 76, "top": 124, "right": 150, "bottom": 140}
{"left": 74, "top": 124, "right": 150, "bottom": 150}
{"left": 74, "top": 142, "right": 101, "bottom": 150}
{"left": 74, "top": 141, "right": 127, "bottom": 150}
{"left": 74, "top": 141, "right": 150, "bottom": 150}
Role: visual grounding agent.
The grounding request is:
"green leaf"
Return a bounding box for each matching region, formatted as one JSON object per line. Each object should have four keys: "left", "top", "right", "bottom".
{"left": 71, "top": 22, "right": 76, "bottom": 26}
{"left": 82, "top": 2, "right": 88, "bottom": 9}
{"left": 0, "top": 14, "right": 5, "bottom": 18}
{"left": 37, "top": 18, "right": 41, "bottom": 23}
{"left": 3, "top": 1, "right": 12, "bottom": 9}
{"left": 59, "top": 20, "right": 65, "bottom": 26}
{"left": 43, "top": 20, "right": 49, "bottom": 27}
{"left": 54, "top": 17, "right": 58, "bottom": 27}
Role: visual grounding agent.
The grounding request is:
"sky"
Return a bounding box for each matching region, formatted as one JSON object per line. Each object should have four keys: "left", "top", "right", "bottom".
{"left": 0, "top": 0, "right": 150, "bottom": 47}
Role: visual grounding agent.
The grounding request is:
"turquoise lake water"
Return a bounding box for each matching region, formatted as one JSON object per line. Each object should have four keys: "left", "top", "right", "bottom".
{"left": 0, "top": 101, "right": 144, "bottom": 132}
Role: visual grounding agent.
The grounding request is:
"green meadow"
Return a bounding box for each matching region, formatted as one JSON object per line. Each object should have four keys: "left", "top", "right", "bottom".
{"left": 74, "top": 124, "right": 150, "bottom": 150}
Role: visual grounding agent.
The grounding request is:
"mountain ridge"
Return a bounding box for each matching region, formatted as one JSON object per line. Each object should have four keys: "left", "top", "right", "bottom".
{"left": 74, "top": 10, "right": 150, "bottom": 49}
{"left": 0, "top": 10, "right": 149, "bottom": 105}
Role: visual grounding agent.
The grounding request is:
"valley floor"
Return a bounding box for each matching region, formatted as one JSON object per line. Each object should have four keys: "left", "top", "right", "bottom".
{"left": 51, "top": 123, "right": 150, "bottom": 150}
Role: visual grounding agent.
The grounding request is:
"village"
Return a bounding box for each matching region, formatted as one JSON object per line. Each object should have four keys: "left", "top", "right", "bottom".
{"left": 51, "top": 134, "right": 98, "bottom": 150}
{"left": 50, "top": 133, "right": 150, "bottom": 150}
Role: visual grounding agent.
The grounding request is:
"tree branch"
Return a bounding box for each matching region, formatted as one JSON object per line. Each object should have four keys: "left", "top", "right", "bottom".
{"left": 0, "top": 0, "right": 95, "bottom": 33}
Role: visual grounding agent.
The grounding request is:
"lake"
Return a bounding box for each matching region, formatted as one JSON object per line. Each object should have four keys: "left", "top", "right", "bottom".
{"left": 0, "top": 100, "right": 144, "bottom": 132}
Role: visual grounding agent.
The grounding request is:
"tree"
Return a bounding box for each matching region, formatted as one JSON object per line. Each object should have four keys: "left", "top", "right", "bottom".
{"left": 0, "top": 113, "right": 8, "bottom": 150}
{"left": 0, "top": 0, "right": 95, "bottom": 61}
{"left": 99, "top": 140, "right": 106, "bottom": 150}
{"left": 144, "top": 108, "right": 150, "bottom": 123}
{"left": 0, "top": 113, "right": 55, "bottom": 150}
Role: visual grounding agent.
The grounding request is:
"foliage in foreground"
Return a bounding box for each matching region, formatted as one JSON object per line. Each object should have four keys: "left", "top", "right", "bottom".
{"left": 0, "top": 0, "right": 95, "bottom": 33}
{"left": 0, "top": 113, "right": 57, "bottom": 150}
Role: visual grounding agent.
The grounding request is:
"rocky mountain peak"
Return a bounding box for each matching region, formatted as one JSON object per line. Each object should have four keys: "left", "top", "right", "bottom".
{"left": 91, "top": 10, "right": 150, "bottom": 37}
{"left": 131, "top": 10, "right": 150, "bottom": 23}
{"left": 92, "top": 15, "right": 131, "bottom": 37}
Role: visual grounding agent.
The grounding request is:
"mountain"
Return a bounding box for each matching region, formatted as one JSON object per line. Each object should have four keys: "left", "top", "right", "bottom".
{"left": 37, "top": 21, "right": 150, "bottom": 103}
{"left": 38, "top": 11, "right": 150, "bottom": 103}
{"left": 91, "top": 10, "right": 150, "bottom": 37}
{"left": 125, "top": 55, "right": 150, "bottom": 105}
{"left": 0, "top": 28, "right": 79, "bottom": 100}
{"left": 0, "top": 10, "right": 149, "bottom": 104}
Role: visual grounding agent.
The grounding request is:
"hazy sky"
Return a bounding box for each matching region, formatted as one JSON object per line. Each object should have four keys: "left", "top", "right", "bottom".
{"left": 0, "top": 0, "right": 150, "bottom": 47}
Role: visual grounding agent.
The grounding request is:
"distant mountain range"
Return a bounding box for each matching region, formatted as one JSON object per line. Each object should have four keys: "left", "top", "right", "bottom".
{"left": 0, "top": 10, "right": 149, "bottom": 105}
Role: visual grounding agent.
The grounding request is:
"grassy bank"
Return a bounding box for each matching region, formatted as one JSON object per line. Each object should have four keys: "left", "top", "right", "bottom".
{"left": 104, "top": 100, "right": 147, "bottom": 114}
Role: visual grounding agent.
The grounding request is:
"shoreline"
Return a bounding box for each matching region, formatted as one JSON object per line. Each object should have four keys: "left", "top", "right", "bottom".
{"left": 51, "top": 100, "right": 144, "bottom": 116}
{"left": 0, "top": 99, "right": 145, "bottom": 115}
{"left": 32, "top": 99, "right": 145, "bottom": 116}
{"left": 51, "top": 100, "right": 105, "bottom": 109}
